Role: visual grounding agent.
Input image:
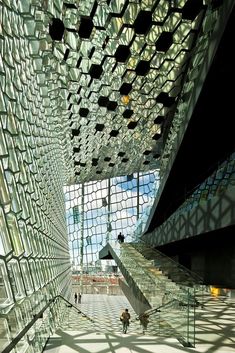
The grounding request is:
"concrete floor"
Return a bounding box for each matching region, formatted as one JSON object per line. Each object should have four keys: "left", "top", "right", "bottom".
{"left": 44, "top": 293, "right": 235, "bottom": 353}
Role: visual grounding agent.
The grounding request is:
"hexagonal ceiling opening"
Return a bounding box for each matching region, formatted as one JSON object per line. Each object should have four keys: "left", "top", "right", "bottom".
{"left": 45, "top": 0, "right": 208, "bottom": 183}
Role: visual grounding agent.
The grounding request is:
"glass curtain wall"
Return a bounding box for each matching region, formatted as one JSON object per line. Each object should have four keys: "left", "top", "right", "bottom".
{"left": 64, "top": 171, "right": 159, "bottom": 273}
{"left": 0, "top": 2, "right": 72, "bottom": 352}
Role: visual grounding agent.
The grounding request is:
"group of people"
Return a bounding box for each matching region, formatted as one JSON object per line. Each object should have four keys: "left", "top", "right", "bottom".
{"left": 73, "top": 293, "right": 149, "bottom": 334}
{"left": 120, "top": 308, "right": 149, "bottom": 334}
{"left": 73, "top": 294, "right": 149, "bottom": 334}
{"left": 74, "top": 292, "right": 82, "bottom": 304}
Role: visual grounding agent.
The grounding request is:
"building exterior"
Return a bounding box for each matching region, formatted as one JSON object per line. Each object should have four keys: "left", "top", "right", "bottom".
{"left": 0, "top": 1, "right": 234, "bottom": 352}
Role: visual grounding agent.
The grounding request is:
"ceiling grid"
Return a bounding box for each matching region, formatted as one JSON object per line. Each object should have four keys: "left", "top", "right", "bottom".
{"left": 46, "top": 0, "right": 206, "bottom": 183}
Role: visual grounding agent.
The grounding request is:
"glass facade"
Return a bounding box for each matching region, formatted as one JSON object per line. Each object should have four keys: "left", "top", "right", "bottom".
{"left": 0, "top": 0, "right": 230, "bottom": 352}
{"left": 64, "top": 171, "right": 159, "bottom": 272}
{"left": 0, "top": 2, "right": 72, "bottom": 351}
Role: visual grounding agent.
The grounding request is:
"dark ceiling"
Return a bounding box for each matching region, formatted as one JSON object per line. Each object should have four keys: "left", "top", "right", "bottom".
{"left": 146, "top": 5, "right": 235, "bottom": 230}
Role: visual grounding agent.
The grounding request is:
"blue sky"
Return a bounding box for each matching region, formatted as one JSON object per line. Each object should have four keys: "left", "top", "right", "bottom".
{"left": 64, "top": 170, "right": 159, "bottom": 267}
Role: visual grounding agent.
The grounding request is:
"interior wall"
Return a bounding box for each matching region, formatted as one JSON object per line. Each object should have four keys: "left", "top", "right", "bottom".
{"left": 158, "top": 225, "right": 235, "bottom": 288}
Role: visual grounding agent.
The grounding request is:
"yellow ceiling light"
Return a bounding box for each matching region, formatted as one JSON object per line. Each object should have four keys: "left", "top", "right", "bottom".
{"left": 121, "top": 95, "right": 130, "bottom": 104}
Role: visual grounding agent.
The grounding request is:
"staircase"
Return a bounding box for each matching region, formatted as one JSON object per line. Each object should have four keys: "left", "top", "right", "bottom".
{"left": 99, "top": 241, "right": 203, "bottom": 346}
{"left": 101, "top": 241, "right": 201, "bottom": 308}
{"left": 120, "top": 243, "right": 178, "bottom": 308}
{"left": 99, "top": 241, "right": 159, "bottom": 308}
{"left": 132, "top": 242, "right": 203, "bottom": 287}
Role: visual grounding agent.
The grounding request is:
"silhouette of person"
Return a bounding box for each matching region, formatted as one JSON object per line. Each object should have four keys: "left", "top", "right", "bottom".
{"left": 86, "top": 236, "right": 92, "bottom": 245}
{"left": 78, "top": 292, "right": 82, "bottom": 303}
{"left": 120, "top": 308, "right": 130, "bottom": 334}
{"left": 139, "top": 313, "right": 149, "bottom": 334}
{"left": 74, "top": 292, "right": 78, "bottom": 304}
{"left": 117, "top": 232, "right": 124, "bottom": 243}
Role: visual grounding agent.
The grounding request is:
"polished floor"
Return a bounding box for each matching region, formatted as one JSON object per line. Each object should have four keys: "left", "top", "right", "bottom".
{"left": 44, "top": 292, "right": 235, "bottom": 353}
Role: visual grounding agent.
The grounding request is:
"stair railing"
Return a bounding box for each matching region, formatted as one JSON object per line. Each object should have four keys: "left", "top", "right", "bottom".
{"left": 0, "top": 295, "right": 93, "bottom": 353}
{"left": 106, "top": 241, "right": 196, "bottom": 346}
{"left": 130, "top": 242, "right": 205, "bottom": 306}
{"left": 132, "top": 241, "right": 204, "bottom": 285}
{"left": 136, "top": 296, "right": 195, "bottom": 347}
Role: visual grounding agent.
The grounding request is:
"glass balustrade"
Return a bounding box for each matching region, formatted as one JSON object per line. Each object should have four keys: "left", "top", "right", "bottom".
{"left": 0, "top": 296, "right": 93, "bottom": 353}
{"left": 144, "top": 294, "right": 195, "bottom": 347}
{"left": 132, "top": 242, "right": 203, "bottom": 286}
{"left": 107, "top": 241, "right": 197, "bottom": 346}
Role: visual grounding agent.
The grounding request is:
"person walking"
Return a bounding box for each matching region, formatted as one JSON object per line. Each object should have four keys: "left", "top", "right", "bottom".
{"left": 74, "top": 292, "right": 78, "bottom": 304}
{"left": 139, "top": 313, "right": 149, "bottom": 334}
{"left": 78, "top": 292, "right": 82, "bottom": 303}
{"left": 120, "top": 308, "right": 130, "bottom": 334}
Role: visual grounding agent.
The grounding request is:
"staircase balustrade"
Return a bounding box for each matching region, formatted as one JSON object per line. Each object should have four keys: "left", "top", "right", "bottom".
{"left": 106, "top": 241, "right": 200, "bottom": 346}
{"left": 0, "top": 295, "right": 93, "bottom": 353}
